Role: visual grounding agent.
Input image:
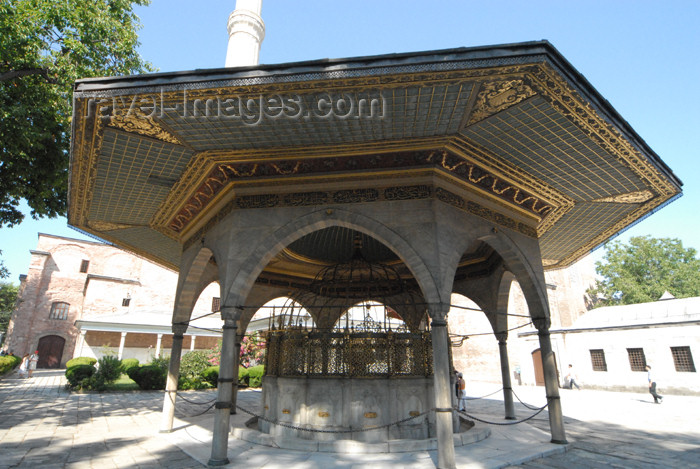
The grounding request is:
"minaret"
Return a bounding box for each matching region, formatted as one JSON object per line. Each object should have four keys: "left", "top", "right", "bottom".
{"left": 225, "top": 0, "right": 265, "bottom": 67}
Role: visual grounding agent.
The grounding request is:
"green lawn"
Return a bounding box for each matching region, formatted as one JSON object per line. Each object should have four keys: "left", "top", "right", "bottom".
{"left": 105, "top": 373, "right": 140, "bottom": 391}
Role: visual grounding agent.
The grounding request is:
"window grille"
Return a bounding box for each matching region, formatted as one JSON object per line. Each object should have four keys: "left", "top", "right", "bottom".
{"left": 212, "top": 297, "right": 221, "bottom": 313}
{"left": 626, "top": 348, "right": 647, "bottom": 372}
{"left": 671, "top": 346, "right": 696, "bottom": 372}
{"left": 80, "top": 259, "right": 90, "bottom": 273}
{"left": 49, "top": 302, "right": 70, "bottom": 320}
{"left": 122, "top": 298, "right": 131, "bottom": 307}
{"left": 589, "top": 349, "right": 607, "bottom": 371}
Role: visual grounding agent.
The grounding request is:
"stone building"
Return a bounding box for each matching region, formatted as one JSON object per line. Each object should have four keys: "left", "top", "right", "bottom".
{"left": 518, "top": 294, "right": 700, "bottom": 395}
{"left": 4, "top": 233, "right": 220, "bottom": 367}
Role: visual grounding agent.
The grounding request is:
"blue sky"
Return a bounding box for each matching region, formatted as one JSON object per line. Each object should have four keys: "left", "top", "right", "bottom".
{"left": 1, "top": 0, "right": 698, "bottom": 281}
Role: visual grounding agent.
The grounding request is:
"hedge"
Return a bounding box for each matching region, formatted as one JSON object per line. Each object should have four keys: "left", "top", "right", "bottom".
{"left": 0, "top": 355, "right": 21, "bottom": 375}
{"left": 66, "top": 364, "right": 96, "bottom": 388}
{"left": 120, "top": 358, "right": 139, "bottom": 374}
{"left": 128, "top": 365, "right": 166, "bottom": 390}
{"left": 202, "top": 366, "right": 219, "bottom": 387}
{"left": 66, "top": 357, "right": 97, "bottom": 369}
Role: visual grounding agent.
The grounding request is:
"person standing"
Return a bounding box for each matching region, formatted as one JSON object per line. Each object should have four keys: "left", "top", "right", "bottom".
{"left": 28, "top": 350, "right": 39, "bottom": 377}
{"left": 456, "top": 372, "right": 467, "bottom": 411}
{"left": 566, "top": 364, "right": 581, "bottom": 390}
{"left": 18, "top": 353, "right": 30, "bottom": 378}
{"left": 646, "top": 365, "right": 663, "bottom": 404}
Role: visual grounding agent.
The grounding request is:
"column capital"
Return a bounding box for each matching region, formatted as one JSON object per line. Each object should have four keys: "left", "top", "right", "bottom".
{"left": 533, "top": 317, "right": 550, "bottom": 332}
{"left": 172, "top": 324, "right": 188, "bottom": 336}
{"left": 495, "top": 332, "right": 508, "bottom": 344}
{"left": 427, "top": 303, "right": 451, "bottom": 322}
{"left": 220, "top": 305, "right": 243, "bottom": 322}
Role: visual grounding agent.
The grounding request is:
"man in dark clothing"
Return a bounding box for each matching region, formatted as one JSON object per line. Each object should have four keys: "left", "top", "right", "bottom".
{"left": 646, "top": 365, "right": 663, "bottom": 404}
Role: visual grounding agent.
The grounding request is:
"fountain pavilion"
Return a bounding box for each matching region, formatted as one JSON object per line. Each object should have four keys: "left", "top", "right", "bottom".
{"left": 68, "top": 41, "right": 682, "bottom": 468}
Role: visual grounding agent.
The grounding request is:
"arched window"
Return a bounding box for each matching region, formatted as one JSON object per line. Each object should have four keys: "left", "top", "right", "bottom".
{"left": 49, "top": 302, "right": 70, "bottom": 320}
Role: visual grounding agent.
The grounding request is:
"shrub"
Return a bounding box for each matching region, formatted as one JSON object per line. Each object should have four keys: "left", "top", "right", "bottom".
{"left": 95, "top": 355, "right": 121, "bottom": 383}
{"left": 238, "top": 366, "right": 249, "bottom": 387}
{"left": 129, "top": 365, "right": 166, "bottom": 390}
{"left": 66, "top": 357, "right": 97, "bottom": 369}
{"left": 179, "top": 350, "right": 210, "bottom": 380}
{"left": 202, "top": 366, "right": 219, "bottom": 387}
{"left": 247, "top": 365, "right": 265, "bottom": 388}
{"left": 120, "top": 358, "right": 139, "bottom": 374}
{"left": 0, "top": 355, "right": 21, "bottom": 374}
{"left": 66, "top": 364, "right": 96, "bottom": 388}
{"left": 149, "top": 355, "right": 169, "bottom": 372}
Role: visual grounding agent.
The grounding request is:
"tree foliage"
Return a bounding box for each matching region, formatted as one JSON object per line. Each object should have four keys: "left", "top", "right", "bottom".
{"left": 0, "top": 281, "right": 19, "bottom": 334}
{"left": 589, "top": 236, "right": 700, "bottom": 306}
{"left": 0, "top": 0, "right": 153, "bottom": 227}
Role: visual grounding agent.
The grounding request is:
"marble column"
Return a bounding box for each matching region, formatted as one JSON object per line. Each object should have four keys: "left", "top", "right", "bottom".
{"left": 77, "top": 330, "right": 87, "bottom": 356}
{"left": 230, "top": 333, "right": 242, "bottom": 413}
{"left": 155, "top": 333, "right": 163, "bottom": 358}
{"left": 209, "top": 306, "right": 242, "bottom": 466}
{"left": 534, "top": 317, "right": 567, "bottom": 444}
{"left": 117, "top": 332, "right": 127, "bottom": 360}
{"left": 160, "top": 324, "right": 187, "bottom": 433}
{"left": 430, "top": 309, "right": 456, "bottom": 469}
{"left": 495, "top": 332, "right": 515, "bottom": 420}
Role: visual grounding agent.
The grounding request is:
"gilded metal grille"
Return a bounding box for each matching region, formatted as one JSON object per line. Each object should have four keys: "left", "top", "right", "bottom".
{"left": 589, "top": 349, "right": 607, "bottom": 372}
{"left": 626, "top": 348, "right": 647, "bottom": 372}
{"left": 670, "top": 346, "right": 696, "bottom": 373}
{"left": 265, "top": 330, "right": 432, "bottom": 378}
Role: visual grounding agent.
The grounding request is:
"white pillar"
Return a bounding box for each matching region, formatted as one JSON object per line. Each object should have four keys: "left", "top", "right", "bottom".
{"left": 161, "top": 325, "right": 187, "bottom": 433}
{"left": 429, "top": 308, "right": 456, "bottom": 469}
{"left": 209, "top": 306, "right": 242, "bottom": 466}
{"left": 155, "top": 334, "right": 163, "bottom": 358}
{"left": 225, "top": 0, "right": 265, "bottom": 67}
{"left": 117, "top": 332, "right": 127, "bottom": 360}
{"left": 190, "top": 335, "right": 196, "bottom": 351}
{"left": 77, "top": 330, "right": 87, "bottom": 356}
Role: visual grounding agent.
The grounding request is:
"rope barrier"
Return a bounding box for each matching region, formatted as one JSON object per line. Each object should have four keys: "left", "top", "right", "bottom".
{"left": 175, "top": 392, "right": 216, "bottom": 406}
{"left": 175, "top": 401, "right": 217, "bottom": 418}
{"left": 510, "top": 389, "right": 545, "bottom": 411}
{"left": 465, "top": 387, "right": 504, "bottom": 400}
{"left": 455, "top": 400, "right": 549, "bottom": 426}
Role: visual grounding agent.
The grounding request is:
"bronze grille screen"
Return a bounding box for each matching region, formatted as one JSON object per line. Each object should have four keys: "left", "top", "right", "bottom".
{"left": 265, "top": 331, "right": 433, "bottom": 378}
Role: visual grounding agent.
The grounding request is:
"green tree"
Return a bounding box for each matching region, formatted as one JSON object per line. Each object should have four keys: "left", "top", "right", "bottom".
{"left": 0, "top": 250, "right": 8, "bottom": 279}
{"left": 0, "top": 0, "right": 153, "bottom": 227}
{"left": 0, "top": 281, "right": 19, "bottom": 334}
{"left": 589, "top": 236, "right": 700, "bottom": 306}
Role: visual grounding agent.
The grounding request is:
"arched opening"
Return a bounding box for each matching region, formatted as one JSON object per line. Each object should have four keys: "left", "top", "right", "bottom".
{"left": 245, "top": 225, "right": 439, "bottom": 441}
{"left": 37, "top": 335, "right": 65, "bottom": 368}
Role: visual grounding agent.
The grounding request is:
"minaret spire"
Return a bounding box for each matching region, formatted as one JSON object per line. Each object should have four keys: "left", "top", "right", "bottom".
{"left": 225, "top": 0, "right": 265, "bottom": 67}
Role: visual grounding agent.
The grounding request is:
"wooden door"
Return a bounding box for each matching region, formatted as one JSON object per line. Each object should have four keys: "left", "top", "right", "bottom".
{"left": 532, "top": 348, "right": 559, "bottom": 386}
{"left": 37, "top": 335, "right": 65, "bottom": 368}
{"left": 532, "top": 349, "right": 544, "bottom": 386}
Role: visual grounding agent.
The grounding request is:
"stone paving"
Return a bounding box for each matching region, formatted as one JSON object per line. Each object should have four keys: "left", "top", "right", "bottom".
{"left": 1, "top": 369, "right": 699, "bottom": 468}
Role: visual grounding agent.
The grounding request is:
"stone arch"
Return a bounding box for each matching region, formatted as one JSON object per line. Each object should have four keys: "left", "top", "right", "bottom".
{"left": 477, "top": 232, "right": 550, "bottom": 324}
{"left": 221, "top": 208, "right": 441, "bottom": 315}
{"left": 491, "top": 270, "right": 516, "bottom": 335}
{"left": 174, "top": 246, "right": 220, "bottom": 325}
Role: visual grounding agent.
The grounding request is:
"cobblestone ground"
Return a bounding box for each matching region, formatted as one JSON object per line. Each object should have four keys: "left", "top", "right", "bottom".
{"left": 1, "top": 370, "right": 699, "bottom": 468}
{"left": 485, "top": 385, "right": 700, "bottom": 469}
{"left": 0, "top": 370, "right": 206, "bottom": 469}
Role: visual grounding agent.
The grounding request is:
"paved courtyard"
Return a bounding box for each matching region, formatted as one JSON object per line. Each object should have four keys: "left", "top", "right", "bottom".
{"left": 0, "top": 369, "right": 698, "bottom": 468}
